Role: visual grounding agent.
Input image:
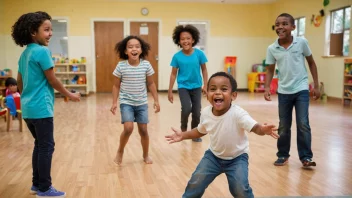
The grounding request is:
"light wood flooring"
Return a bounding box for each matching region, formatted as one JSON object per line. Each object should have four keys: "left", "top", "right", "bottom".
{"left": 0, "top": 92, "right": 351, "bottom": 198}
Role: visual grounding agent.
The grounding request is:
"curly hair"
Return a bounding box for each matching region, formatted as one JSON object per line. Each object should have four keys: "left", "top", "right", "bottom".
{"left": 11, "top": 11, "right": 52, "bottom": 47}
{"left": 207, "top": 72, "right": 237, "bottom": 93}
{"left": 172, "top": 24, "right": 200, "bottom": 47}
{"left": 115, "top": 35, "right": 151, "bottom": 60}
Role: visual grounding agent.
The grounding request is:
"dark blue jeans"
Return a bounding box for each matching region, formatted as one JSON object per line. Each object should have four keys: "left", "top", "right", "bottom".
{"left": 183, "top": 150, "right": 254, "bottom": 198}
{"left": 277, "top": 90, "right": 313, "bottom": 161}
{"left": 24, "top": 117, "right": 54, "bottom": 192}
{"left": 178, "top": 88, "right": 202, "bottom": 131}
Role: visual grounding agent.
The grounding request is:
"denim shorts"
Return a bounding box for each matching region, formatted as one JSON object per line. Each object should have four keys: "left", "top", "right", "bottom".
{"left": 120, "top": 103, "right": 149, "bottom": 124}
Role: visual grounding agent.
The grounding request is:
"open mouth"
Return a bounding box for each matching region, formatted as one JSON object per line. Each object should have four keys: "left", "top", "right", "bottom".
{"left": 277, "top": 29, "right": 285, "bottom": 36}
{"left": 131, "top": 52, "right": 138, "bottom": 57}
{"left": 214, "top": 98, "right": 223, "bottom": 105}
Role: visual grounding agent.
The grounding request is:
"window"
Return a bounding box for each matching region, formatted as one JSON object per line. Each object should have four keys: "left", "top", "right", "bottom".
{"left": 330, "top": 6, "right": 351, "bottom": 56}
{"left": 48, "top": 19, "right": 68, "bottom": 58}
{"left": 177, "top": 21, "right": 208, "bottom": 53}
{"left": 292, "top": 17, "right": 305, "bottom": 37}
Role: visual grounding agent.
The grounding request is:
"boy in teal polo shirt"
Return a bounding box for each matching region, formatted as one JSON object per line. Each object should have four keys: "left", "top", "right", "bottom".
{"left": 264, "top": 13, "right": 320, "bottom": 167}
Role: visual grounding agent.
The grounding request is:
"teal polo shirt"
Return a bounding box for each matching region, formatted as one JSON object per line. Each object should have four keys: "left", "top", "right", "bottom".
{"left": 265, "top": 36, "right": 312, "bottom": 94}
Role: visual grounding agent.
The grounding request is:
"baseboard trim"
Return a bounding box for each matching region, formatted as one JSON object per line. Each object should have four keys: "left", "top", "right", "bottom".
{"left": 327, "top": 96, "right": 342, "bottom": 103}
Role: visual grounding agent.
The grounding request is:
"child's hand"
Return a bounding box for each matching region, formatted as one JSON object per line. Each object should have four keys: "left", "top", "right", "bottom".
{"left": 312, "top": 88, "right": 321, "bottom": 100}
{"left": 110, "top": 103, "right": 118, "bottom": 115}
{"left": 261, "top": 123, "right": 279, "bottom": 139}
{"left": 168, "top": 91, "right": 173, "bottom": 103}
{"left": 264, "top": 88, "right": 271, "bottom": 101}
{"left": 202, "top": 86, "right": 207, "bottom": 96}
{"left": 165, "top": 127, "right": 183, "bottom": 144}
{"left": 154, "top": 102, "right": 160, "bottom": 113}
{"left": 69, "top": 92, "right": 81, "bottom": 102}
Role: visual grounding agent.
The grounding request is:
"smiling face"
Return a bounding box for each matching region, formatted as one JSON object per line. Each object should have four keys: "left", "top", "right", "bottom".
{"left": 125, "top": 38, "right": 142, "bottom": 62}
{"left": 32, "top": 19, "right": 52, "bottom": 46}
{"left": 275, "top": 16, "right": 295, "bottom": 40}
{"left": 207, "top": 76, "right": 237, "bottom": 116}
{"left": 179, "top": 31, "right": 194, "bottom": 51}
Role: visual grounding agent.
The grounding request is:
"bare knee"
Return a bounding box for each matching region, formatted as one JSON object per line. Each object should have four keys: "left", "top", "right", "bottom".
{"left": 123, "top": 125, "right": 133, "bottom": 136}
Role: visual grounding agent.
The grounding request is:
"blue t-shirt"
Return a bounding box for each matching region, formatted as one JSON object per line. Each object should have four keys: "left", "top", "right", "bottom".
{"left": 18, "top": 43, "right": 55, "bottom": 119}
{"left": 170, "top": 48, "right": 208, "bottom": 89}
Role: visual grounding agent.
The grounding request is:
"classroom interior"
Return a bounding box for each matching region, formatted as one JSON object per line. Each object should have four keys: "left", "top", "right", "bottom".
{"left": 0, "top": 0, "right": 352, "bottom": 197}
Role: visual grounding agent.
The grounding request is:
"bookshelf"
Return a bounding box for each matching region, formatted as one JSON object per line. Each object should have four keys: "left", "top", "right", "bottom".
{"left": 54, "top": 63, "right": 88, "bottom": 96}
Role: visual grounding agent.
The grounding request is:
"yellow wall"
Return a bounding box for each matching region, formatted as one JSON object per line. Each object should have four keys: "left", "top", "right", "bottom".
{"left": 2, "top": 0, "right": 273, "bottom": 37}
{"left": 272, "top": 0, "right": 352, "bottom": 98}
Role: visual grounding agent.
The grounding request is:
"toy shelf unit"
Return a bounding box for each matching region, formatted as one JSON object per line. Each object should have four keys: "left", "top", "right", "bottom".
{"left": 343, "top": 58, "right": 352, "bottom": 107}
{"left": 54, "top": 63, "right": 88, "bottom": 96}
{"left": 248, "top": 72, "right": 267, "bottom": 93}
{"left": 224, "top": 56, "right": 237, "bottom": 78}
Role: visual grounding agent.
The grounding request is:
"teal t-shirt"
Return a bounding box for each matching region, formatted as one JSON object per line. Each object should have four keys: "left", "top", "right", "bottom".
{"left": 18, "top": 43, "right": 55, "bottom": 119}
{"left": 170, "top": 48, "right": 208, "bottom": 89}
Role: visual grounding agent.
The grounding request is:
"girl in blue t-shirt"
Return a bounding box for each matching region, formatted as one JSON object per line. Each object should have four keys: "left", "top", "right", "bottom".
{"left": 168, "top": 25, "right": 208, "bottom": 142}
{"left": 12, "top": 11, "right": 80, "bottom": 197}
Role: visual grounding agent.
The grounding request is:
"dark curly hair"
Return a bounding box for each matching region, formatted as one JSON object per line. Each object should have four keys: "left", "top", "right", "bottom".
{"left": 11, "top": 11, "right": 52, "bottom": 47}
{"left": 5, "top": 77, "right": 17, "bottom": 87}
{"left": 207, "top": 72, "right": 237, "bottom": 93}
{"left": 172, "top": 24, "right": 200, "bottom": 47}
{"left": 115, "top": 35, "right": 150, "bottom": 60}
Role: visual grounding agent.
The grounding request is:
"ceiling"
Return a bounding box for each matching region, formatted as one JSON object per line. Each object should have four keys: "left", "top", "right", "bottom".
{"left": 114, "top": 0, "right": 278, "bottom": 4}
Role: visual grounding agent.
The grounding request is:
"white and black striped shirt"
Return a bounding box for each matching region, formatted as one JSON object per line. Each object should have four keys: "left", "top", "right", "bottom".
{"left": 113, "top": 59, "right": 154, "bottom": 106}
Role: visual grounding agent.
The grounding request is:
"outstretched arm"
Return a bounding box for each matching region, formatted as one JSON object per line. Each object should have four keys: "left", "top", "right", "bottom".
{"left": 251, "top": 123, "right": 279, "bottom": 139}
{"left": 165, "top": 127, "right": 205, "bottom": 144}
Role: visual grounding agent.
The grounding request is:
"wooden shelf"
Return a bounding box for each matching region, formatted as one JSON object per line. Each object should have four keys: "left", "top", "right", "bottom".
{"left": 344, "top": 83, "right": 352, "bottom": 86}
{"left": 64, "top": 84, "right": 87, "bottom": 87}
{"left": 345, "top": 74, "right": 352, "bottom": 77}
{"left": 56, "top": 72, "right": 86, "bottom": 74}
{"left": 344, "top": 97, "right": 351, "bottom": 99}
{"left": 55, "top": 63, "right": 86, "bottom": 66}
{"left": 0, "top": 76, "right": 11, "bottom": 79}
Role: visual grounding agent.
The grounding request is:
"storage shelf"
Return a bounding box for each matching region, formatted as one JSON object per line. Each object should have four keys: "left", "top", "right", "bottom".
{"left": 344, "top": 83, "right": 352, "bottom": 86}
{"left": 345, "top": 75, "right": 352, "bottom": 77}
{"left": 55, "top": 63, "right": 86, "bottom": 66}
{"left": 56, "top": 72, "right": 86, "bottom": 74}
{"left": 64, "top": 84, "right": 87, "bottom": 87}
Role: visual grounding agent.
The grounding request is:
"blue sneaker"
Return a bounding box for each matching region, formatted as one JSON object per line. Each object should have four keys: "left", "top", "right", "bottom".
{"left": 30, "top": 186, "right": 39, "bottom": 195}
{"left": 192, "top": 138, "right": 202, "bottom": 142}
{"left": 36, "top": 186, "right": 66, "bottom": 197}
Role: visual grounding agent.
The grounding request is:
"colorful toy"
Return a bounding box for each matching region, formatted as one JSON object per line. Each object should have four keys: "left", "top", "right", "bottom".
{"left": 224, "top": 56, "right": 237, "bottom": 77}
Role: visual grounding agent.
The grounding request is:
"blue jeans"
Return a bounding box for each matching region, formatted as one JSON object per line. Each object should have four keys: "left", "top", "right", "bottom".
{"left": 24, "top": 117, "right": 55, "bottom": 192}
{"left": 183, "top": 150, "right": 254, "bottom": 198}
{"left": 120, "top": 104, "right": 149, "bottom": 124}
{"left": 277, "top": 90, "right": 313, "bottom": 161}
{"left": 178, "top": 88, "right": 202, "bottom": 131}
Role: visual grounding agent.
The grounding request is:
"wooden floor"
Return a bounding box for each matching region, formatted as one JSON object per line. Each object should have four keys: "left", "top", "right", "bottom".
{"left": 0, "top": 92, "right": 351, "bottom": 198}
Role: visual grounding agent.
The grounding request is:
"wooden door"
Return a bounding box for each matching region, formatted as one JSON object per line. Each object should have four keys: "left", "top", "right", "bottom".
{"left": 94, "top": 22, "right": 124, "bottom": 92}
{"left": 130, "top": 22, "right": 159, "bottom": 90}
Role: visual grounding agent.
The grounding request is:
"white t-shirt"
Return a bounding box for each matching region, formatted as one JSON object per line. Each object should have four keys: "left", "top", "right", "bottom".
{"left": 197, "top": 104, "right": 257, "bottom": 160}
